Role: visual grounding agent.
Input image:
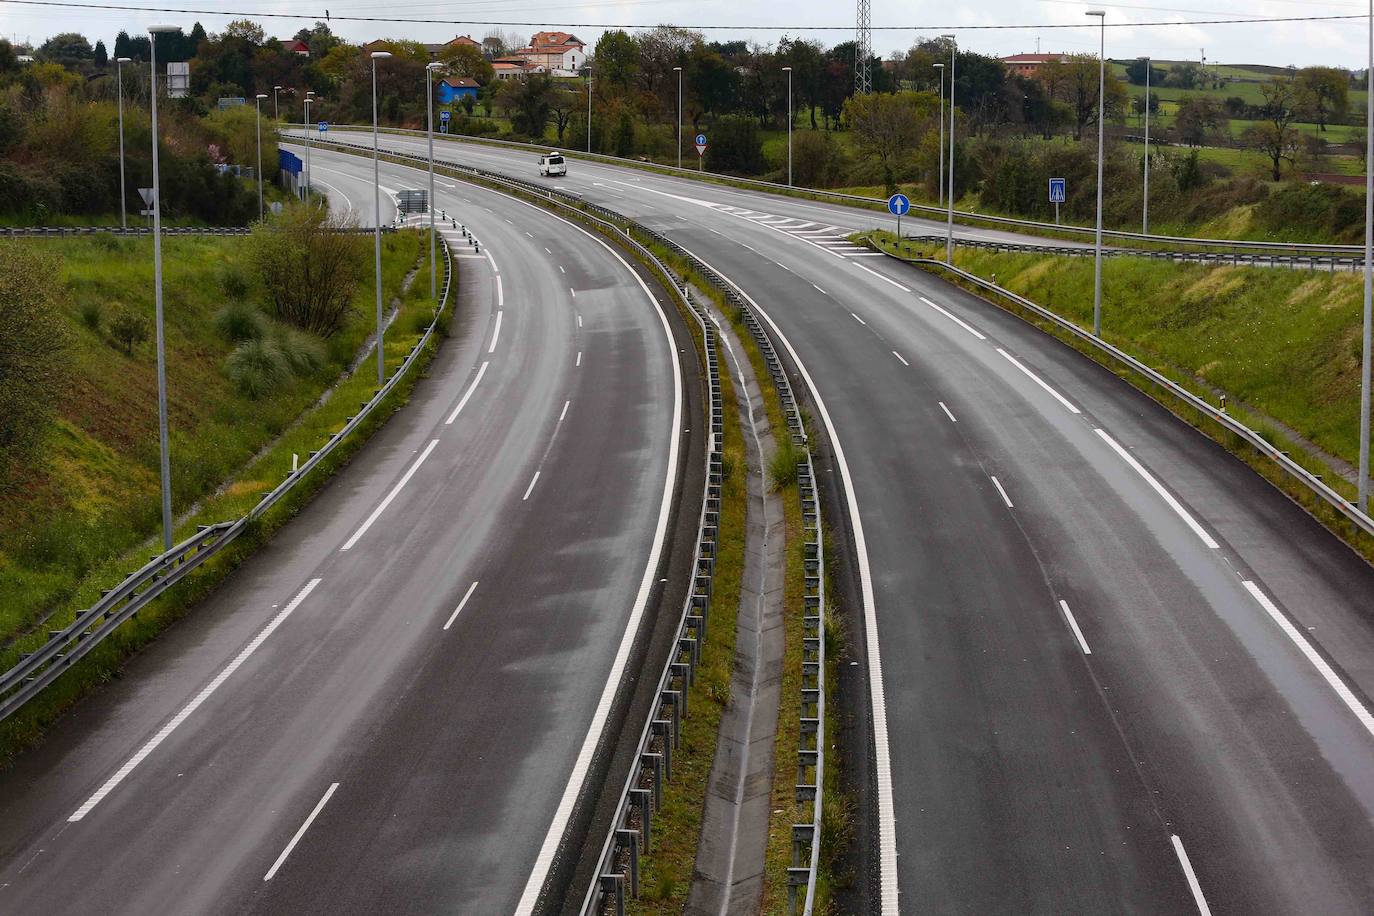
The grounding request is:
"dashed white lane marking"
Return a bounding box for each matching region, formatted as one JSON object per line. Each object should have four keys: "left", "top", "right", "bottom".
{"left": 488, "top": 310, "right": 503, "bottom": 354}
{"left": 892, "top": 351, "right": 909, "bottom": 366}
{"left": 813, "top": 284, "right": 827, "bottom": 294}
{"left": 522, "top": 470, "right": 540, "bottom": 501}
{"left": 446, "top": 361, "right": 489, "bottom": 425}
{"left": 851, "top": 313, "right": 866, "bottom": 326}
{"left": 939, "top": 401, "right": 957, "bottom": 423}
{"left": 341, "top": 440, "right": 441, "bottom": 551}
{"left": 1241, "top": 580, "right": 1374, "bottom": 740}
{"left": 559, "top": 399, "right": 570, "bottom": 422}
{"left": 990, "top": 475, "right": 1014, "bottom": 509}
{"left": 576, "top": 351, "right": 582, "bottom": 367}
{"left": 559, "top": 265, "right": 565, "bottom": 273}
{"left": 1171, "top": 835, "right": 1214, "bottom": 916}
{"left": 577, "top": 314, "right": 583, "bottom": 328}
{"left": 1058, "top": 600, "right": 1092, "bottom": 655}
{"left": 855, "top": 262, "right": 911, "bottom": 291}
{"left": 70, "top": 579, "right": 323, "bottom": 821}
{"left": 444, "top": 581, "right": 479, "bottom": 631}
{"left": 919, "top": 296, "right": 987, "bottom": 341}
{"left": 998, "top": 349, "right": 1081, "bottom": 415}
{"left": 264, "top": 782, "right": 340, "bottom": 881}
{"left": 779, "top": 263, "right": 792, "bottom": 272}
{"left": 1094, "top": 429, "right": 1218, "bottom": 549}
{"left": 570, "top": 288, "right": 577, "bottom": 298}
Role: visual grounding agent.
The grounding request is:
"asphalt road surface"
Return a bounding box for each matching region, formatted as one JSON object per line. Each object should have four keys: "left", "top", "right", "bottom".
{"left": 311, "top": 129, "right": 1374, "bottom": 915}
{"left": 0, "top": 144, "right": 687, "bottom": 915}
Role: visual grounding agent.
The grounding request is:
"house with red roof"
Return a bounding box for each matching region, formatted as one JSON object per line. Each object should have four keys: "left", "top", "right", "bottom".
{"left": 514, "top": 31, "right": 586, "bottom": 76}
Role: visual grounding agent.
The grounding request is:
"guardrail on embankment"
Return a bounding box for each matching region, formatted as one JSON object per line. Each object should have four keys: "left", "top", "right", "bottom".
{"left": 2, "top": 226, "right": 393, "bottom": 238}
{"left": 283, "top": 125, "right": 1362, "bottom": 257}
{"left": 904, "top": 234, "right": 1369, "bottom": 272}
{"left": 0, "top": 232, "right": 453, "bottom": 724}
{"left": 297, "top": 132, "right": 828, "bottom": 914}
{"left": 875, "top": 246, "right": 1374, "bottom": 539}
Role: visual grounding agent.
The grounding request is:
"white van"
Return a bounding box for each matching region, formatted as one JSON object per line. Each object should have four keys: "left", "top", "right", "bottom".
{"left": 538, "top": 152, "right": 567, "bottom": 177}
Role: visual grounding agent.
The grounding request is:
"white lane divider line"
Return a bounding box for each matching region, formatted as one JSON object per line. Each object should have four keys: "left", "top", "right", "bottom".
{"left": 892, "top": 351, "right": 909, "bottom": 367}
{"left": 70, "top": 579, "right": 323, "bottom": 821}
{"left": 779, "top": 263, "right": 792, "bottom": 272}
{"left": 522, "top": 470, "right": 540, "bottom": 501}
{"left": 340, "top": 440, "right": 440, "bottom": 551}
{"left": 559, "top": 399, "right": 570, "bottom": 422}
{"left": 488, "top": 310, "right": 504, "bottom": 354}
{"left": 854, "top": 262, "right": 911, "bottom": 292}
{"left": 445, "top": 361, "right": 489, "bottom": 425}
{"left": 444, "top": 581, "right": 479, "bottom": 631}
{"left": 990, "top": 475, "right": 1014, "bottom": 509}
{"left": 524, "top": 231, "right": 532, "bottom": 238}
{"left": 570, "top": 287, "right": 577, "bottom": 298}
{"left": 559, "top": 265, "right": 565, "bottom": 273}
{"left": 1171, "top": 835, "right": 1214, "bottom": 916}
{"left": 263, "top": 782, "right": 340, "bottom": 881}
{"left": 577, "top": 314, "right": 583, "bottom": 328}
{"left": 939, "top": 401, "right": 957, "bottom": 423}
{"left": 813, "top": 284, "right": 827, "bottom": 294}
{"left": 851, "top": 312, "right": 867, "bottom": 326}
{"left": 496, "top": 275, "right": 504, "bottom": 307}
{"left": 1241, "top": 580, "right": 1374, "bottom": 740}
{"left": 998, "top": 349, "right": 1082, "bottom": 415}
{"left": 576, "top": 351, "right": 582, "bottom": 367}
{"left": 919, "top": 296, "right": 987, "bottom": 341}
{"left": 1058, "top": 600, "right": 1092, "bottom": 655}
{"left": 1094, "top": 429, "right": 1219, "bottom": 549}
{"left": 544, "top": 246, "right": 551, "bottom": 254}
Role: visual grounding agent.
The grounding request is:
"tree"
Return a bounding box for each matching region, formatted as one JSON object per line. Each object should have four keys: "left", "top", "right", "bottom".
{"left": 501, "top": 74, "right": 554, "bottom": 137}
{"left": 250, "top": 206, "right": 366, "bottom": 336}
{"left": 441, "top": 43, "right": 493, "bottom": 83}
{"left": 705, "top": 113, "right": 764, "bottom": 174}
{"left": 548, "top": 86, "right": 577, "bottom": 142}
{"left": 1166, "top": 62, "right": 1202, "bottom": 89}
{"left": 843, "top": 90, "right": 933, "bottom": 191}
{"left": 1055, "top": 55, "right": 1128, "bottom": 140}
{"left": 1174, "top": 97, "right": 1228, "bottom": 147}
{"left": 223, "top": 19, "right": 266, "bottom": 46}
{"left": 296, "top": 22, "right": 339, "bottom": 57}
{"left": 594, "top": 30, "right": 639, "bottom": 88}
{"left": 0, "top": 246, "right": 66, "bottom": 472}
{"left": 110, "top": 311, "right": 149, "bottom": 355}
{"left": 791, "top": 129, "right": 844, "bottom": 187}
{"left": 1247, "top": 77, "right": 1301, "bottom": 180}
{"left": 1124, "top": 58, "right": 1163, "bottom": 86}
{"left": 1296, "top": 66, "right": 1349, "bottom": 132}
{"left": 93, "top": 40, "right": 108, "bottom": 68}
{"left": 113, "top": 30, "right": 132, "bottom": 61}
{"left": 38, "top": 32, "right": 93, "bottom": 68}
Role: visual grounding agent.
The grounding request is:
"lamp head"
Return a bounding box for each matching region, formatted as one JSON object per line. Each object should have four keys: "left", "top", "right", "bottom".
{"left": 372, "top": 51, "right": 393, "bottom": 60}
{"left": 1086, "top": 10, "right": 1106, "bottom": 17}
{"left": 116, "top": 56, "right": 132, "bottom": 63}
{"left": 148, "top": 24, "right": 181, "bottom": 34}
{"left": 256, "top": 93, "right": 268, "bottom": 100}
{"left": 427, "top": 62, "right": 443, "bottom": 71}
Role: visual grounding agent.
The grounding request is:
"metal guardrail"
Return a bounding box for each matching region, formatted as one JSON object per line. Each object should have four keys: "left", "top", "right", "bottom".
{"left": 1, "top": 226, "right": 391, "bottom": 238}
{"left": 0, "top": 229, "right": 454, "bottom": 723}
{"left": 875, "top": 246, "right": 1374, "bottom": 538}
{"left": 905, "top": 234, "right": 1369, "bottom": 272}
{"left": 285, "top": 124, "right": 1364, "bottom": 257}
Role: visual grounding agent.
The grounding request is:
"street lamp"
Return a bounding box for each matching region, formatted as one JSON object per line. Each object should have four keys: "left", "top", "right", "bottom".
{"left": 933, "top": 62, "right": 945, "bottom": 208}
{"left": 371, "top": 51, "right": 392, "bottom": 387}
{"left": 943, "top": 34, "right": 956, "bottom": 263}
{"left": 1088, "top": 10, "right": 1106, "bottom": 337}
{"left": 116, "top": 56, "right": 131, "bottom": 229}
{"left": 148, "top": 23, "right": 181, "bottom": 553}
{"left": 303, "top": 90, "right": 315, "bottom": 201}
{"left": 426, "top": 61, "right": 442, "bottom": 302}
{"left": 782, "top": 66, "right": 793, "bottom": 186}
{"left": 255, "top": 93, "right": 267, "bottom": 219}
{"left": 273, "top": 84, "right": 282, "bottom": 121}
{"left": 1142, "top": 56, "right": 1151, "bottom": 235}
{"left": 674, "top": 66, "right": 683, "bottom": 169}
{"left": 1360, "top": 0, "right": 1373, "bottom": 515}
{"left": 584, "top": 67, "right": 592, "bottom": 154}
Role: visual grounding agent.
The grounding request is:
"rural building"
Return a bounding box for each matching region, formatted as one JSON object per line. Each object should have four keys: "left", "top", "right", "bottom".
{"left": 514, "top": 31, "right": 585, "bottom": 76}
{"left": 278, "top": 38, "right": 310, "bottom": 57}
{"left": 437, "top": 76, "right": 480, "bottom": 104}
{"left": 1000, "top": 53, "right": 1072, "bottom": 77}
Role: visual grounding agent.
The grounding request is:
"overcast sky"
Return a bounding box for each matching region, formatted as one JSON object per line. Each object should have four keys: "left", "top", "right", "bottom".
{"left": 0, "top": 0, "right": 1368, "bottom": 70}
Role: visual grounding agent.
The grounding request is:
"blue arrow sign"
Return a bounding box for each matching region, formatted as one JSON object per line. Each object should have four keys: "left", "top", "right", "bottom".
{"left": 695, "top": 133, "right": 707, "bottom": 146}
{"left": 887, "top": 193, "right": 911, "bottom": 217}
{"left": 1049, "top": 178, "right": 1066, "bottom": 203}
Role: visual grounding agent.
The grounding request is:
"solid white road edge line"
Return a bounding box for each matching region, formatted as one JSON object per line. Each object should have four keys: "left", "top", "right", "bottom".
{"left": 664, "top": 237, "right": 898, "bottom": 915}
{"left": 919, "top": 296, "right": 987, "bottom": 341}
{"left": 69, "top": 579, "right": 323, "bottom": 821}
{"left": 997, "top": 348, "right": 1082, "bottom": 415}
{"left": 511, "top": 192, "right": 683, "bottom": 916}
{"left": 263, "top": 782, "right": 340, "bottom": 881}
{"left": 1241, "top": 580, "right": 1374, "bottom": 740}
{"left": 892, "top": 351, "right": 909, "bottom": 366}
{"left": 443, "top": 581, "right": 479, "bottom": 631}
{"left": 939, "top": 401, "right": 957, "bottom": 423}
{"left": 497, "top": 275, "right": 504, "bottom": 307}
{"left": 339, "top": 439, "right": 440, "bottom": 551}
{"left": 855, "top": 262, "right": 911, "bottom": 292}
{"left": 488, "top": 310, "right": 503, "bottom": 354}
{"left": 445, "top": 361, "right": 489, "bottom": 425}
{"left": 990, "top": 475, "right": 1014, "bottom": 509}
{"left": 1058, "top": 599, "right": 1092, "bottom": 655}
{"left": 522, "top": 470, "right": 540, "bottom": 501}
{"left": 851, "top": 312, "right": 866, "bottom": 326}
{"left": 1094, "top": 429, "right": 1220, "bottom": 549}
{"left": 1171, "top": 835, "right": 1214, "bottom": 916}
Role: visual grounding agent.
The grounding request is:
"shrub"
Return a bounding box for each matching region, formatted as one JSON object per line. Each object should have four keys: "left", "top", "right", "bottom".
{"left": 109, "top": 310, "right": 149, "bottom": 355}
{"left": 226, "top": 338, "right": 290, "bottom": 399}
{"left": 249, "top": 205, "right": 366, "bottom": 336}
{"left": 79, "top": 300, "right": 101, "bottom": 331}
{"left": 0, "top": 246, "right": 66, "bottom": 470}
{"left": 705, "top": 114, "right": 765, "bottom": 175}
{"left": 221, "top": 266, "right": 251, "bottom": 300}
{"left": 214, "top": 300, "right": 267, "bottom": 342}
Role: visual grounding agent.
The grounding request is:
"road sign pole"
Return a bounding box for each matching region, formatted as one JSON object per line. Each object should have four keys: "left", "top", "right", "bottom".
{"left": 1055, "top": 200, "right": 1060, "bottom": 225}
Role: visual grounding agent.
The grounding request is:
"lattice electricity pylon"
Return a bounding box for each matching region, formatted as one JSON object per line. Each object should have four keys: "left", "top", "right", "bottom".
{"left": 855, "top": 0, "right": 873, "bottom": 93}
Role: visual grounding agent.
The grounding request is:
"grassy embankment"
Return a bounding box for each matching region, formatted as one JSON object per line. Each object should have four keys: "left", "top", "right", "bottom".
{"left": 0, "top": 229, "right": 436, "bottom": 759}
{"left": 858, "top": 231, "right": 1374, "bottom": 550}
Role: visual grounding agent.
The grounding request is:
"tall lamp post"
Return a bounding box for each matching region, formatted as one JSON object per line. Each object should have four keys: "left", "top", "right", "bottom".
{"left": 1142, "top": 56, "right": 1151, "bottom": 235}
{"left": 1088, "top": 10, "right": 1106, "bottom": 337}
{"left": 934, "top": 61, "right": 945, "bottom": 208}
{"left": 116, "top": 56, "right": 131, "bottom": 229}
{"left": 943, "top": 34, "right": 956, "bottom": 263}
{"left": 426, "top": 61, "right": 442, "bottom": 302}
{"left": 782, "top": 65, "right": 793, "bottom": 186}
{"left": 148, "top": 23, "right": 182, "bottom": 552}
{"left": 674, "top": 66, "right": 683, "bottom": 169}
{"left": 254, "top": 93, "right": 267, "bottom": 220}
{"left": 584, "top": 67, "right": 593, "bottom": 154}
{"left": 273, "top": 84, "right": 282, "bottom": 121}
{"left": 303, "top": 90, "right": 315, "bottom": 201}
{"left": 1360, "top": 0, "right": 1373, "bottom": 515}
{"left": 371, "top": 51, "right": 392, "bottom": 387}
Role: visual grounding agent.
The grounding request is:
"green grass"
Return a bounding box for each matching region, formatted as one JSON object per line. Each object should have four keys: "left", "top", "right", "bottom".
{"left": 0, "top": 230, "right": 423, "bottom": 657}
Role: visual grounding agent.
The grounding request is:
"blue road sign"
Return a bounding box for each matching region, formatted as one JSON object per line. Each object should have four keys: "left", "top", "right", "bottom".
{"left": 318, "top": 121, "right": 329, "bottom": 133}
{"left": 1049, "top": 178, "right": 1066, "bottom": 203}
{"left": 887, "top": 193, "right": 911, "bottom": 217}
{"left": 695, "top": 133, "right": 707, "bottom": 146}
{"left": 440, "top": 109, "right": 451, "bottom": 123}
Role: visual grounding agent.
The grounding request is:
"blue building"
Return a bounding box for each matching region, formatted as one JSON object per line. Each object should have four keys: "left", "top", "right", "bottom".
{"left": 436, "top": 77, "right": 481, "bottom": 105}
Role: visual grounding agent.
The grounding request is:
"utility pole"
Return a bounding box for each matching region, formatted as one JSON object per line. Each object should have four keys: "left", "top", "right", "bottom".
{"left": 934, "top": 62, "right": 945, "bottom": 208}
{"left": 255, "top": 93, "right": 267, "bottom": 220}
{"left": 944, "top": 34, "right": 956, "bottom": 263}
{"left": 674, "top": 66, "right": 683, "bottom": 169}
{"left": 783, "top": 65, "right": 793, "bottom": 186}
{"left": 855, "top": 0, "right": 873, "bottom": 93}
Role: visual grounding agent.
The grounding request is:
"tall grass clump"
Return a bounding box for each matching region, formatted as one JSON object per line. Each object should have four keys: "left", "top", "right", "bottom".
{"left": 214, "top": 301, "right": 267, "bottom": 342}
{"left": 226, "top": 338, "right": 290, "bottom": 399}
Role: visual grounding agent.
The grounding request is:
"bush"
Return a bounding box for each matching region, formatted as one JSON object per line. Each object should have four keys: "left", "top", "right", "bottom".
{"left": 109, "top": 310, "right": 149, "bottom": 354}
{"left": 0, "top": 246, "right": 66, "bottom": 470}
{"left": 226, "top": 338, "right": 290, "bottom": 399}
{"left": 249, "top": 205, "right": 366, "bottom": 336}
{"left": 221, "top": 266, "right": 251, "bottom": 301}
{"left": 79, "top": 300, "right": 101, "bottom": 331}
{"left": 705, "top": 114, "right": 765, "bottom": 175}
{"left": 213, "top": 301, "right": 267, "bottom": 342}
{"left": 272, "top": 327, "right": 326, "bottom": 377}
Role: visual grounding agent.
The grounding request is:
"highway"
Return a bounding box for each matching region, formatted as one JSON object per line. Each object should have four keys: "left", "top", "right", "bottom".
{"left": 0, "top": 144, "right": 695, "bottom": 914}
{"left": 309, "top": 129, "right": 1374, "bottom": 914}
